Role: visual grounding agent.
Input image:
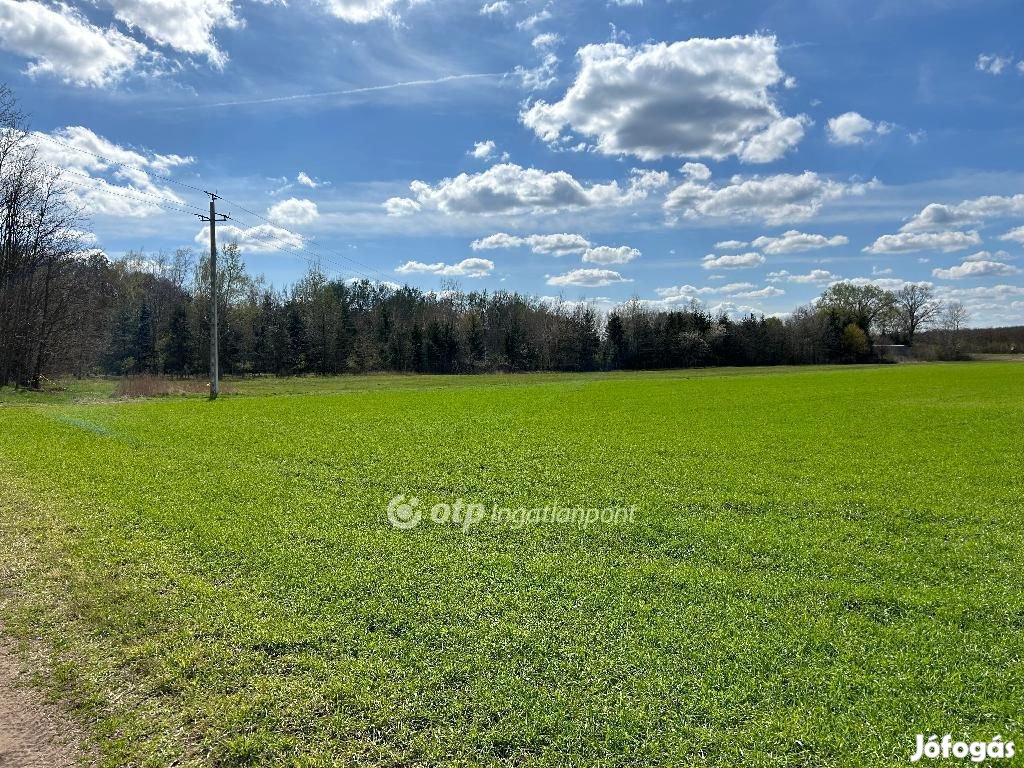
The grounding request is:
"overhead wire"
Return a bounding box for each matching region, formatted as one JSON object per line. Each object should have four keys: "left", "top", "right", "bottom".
{"left": 32, "top": 133, "right": 396, "bottom": 285}
{"left": 31, "top": 132, "right": 209, "bottom": 197}
{"left": 52, "top": 167, "right": 375, "bottom": 283}
{"left": 213, "top": 196, "right": 394, "bottom": 283}
{"left": 45, "top": 165, "right": 207, "bottom": 217}
{"left": 216, "top": 208, "right": 375, "bottom": 283}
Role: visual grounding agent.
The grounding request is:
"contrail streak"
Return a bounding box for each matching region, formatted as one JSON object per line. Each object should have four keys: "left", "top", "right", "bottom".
{"left": 164, "top": 73, "right": 506, "bottom": 111}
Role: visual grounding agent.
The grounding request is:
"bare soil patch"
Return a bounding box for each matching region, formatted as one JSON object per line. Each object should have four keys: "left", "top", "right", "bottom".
{"left": 0, "top": 636, "right": 89, "bottom": 767}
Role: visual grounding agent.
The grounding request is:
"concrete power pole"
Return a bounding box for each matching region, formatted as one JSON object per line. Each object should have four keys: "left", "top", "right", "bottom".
{"left": 196, "top": 193, "right": 229, "bottom": 400}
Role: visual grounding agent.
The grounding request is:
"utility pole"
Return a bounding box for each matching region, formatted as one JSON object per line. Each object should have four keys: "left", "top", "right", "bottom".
{"left": 196, "top": 193, "right": 229, "bottom": 400}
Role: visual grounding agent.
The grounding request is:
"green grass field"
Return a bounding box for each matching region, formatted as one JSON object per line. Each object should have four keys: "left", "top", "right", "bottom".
{"left": 1, "top": 364, "right": 1022, "bottom": 766}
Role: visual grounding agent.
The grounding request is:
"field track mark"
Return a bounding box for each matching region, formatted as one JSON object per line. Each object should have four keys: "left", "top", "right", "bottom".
{"left": 0, "top": 636, "right": 90, "bottom": 767}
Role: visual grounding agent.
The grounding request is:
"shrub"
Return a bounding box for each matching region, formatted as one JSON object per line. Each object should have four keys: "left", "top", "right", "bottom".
{"left": 114, "top": 375, "right": 220, "bottom": 399}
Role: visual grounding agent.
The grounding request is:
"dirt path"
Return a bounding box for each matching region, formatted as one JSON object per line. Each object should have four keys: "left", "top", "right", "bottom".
{"left": 0, "top": 637, "right": 89, "bottom": 767}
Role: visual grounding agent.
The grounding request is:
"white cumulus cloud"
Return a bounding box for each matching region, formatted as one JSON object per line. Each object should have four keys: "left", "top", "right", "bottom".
{"left": 101, "top": 0, "right": 239, "bottom": 68}
{"left": 0, "top": 0, "right": 148, "bottom": 87}
{"left": 197, "top": 223, "right": 304, "bottom": 252}
{"left": 654, "top": 284, "right": 717, "bottom": 298}
{"left": 932, "top": 252, "right": 1020, "bottom": 279}
{"left": 396, "top": 258, "right": 494, "bottom": 278}
{"left": 665, "top": 171, "right": 877, "bottom": 225}
{"left": 384, "top": 197, "right": 421, "bottom": 216}
{"left": 520, "top": 35, "right": 808, "bottom": 163}
{"left": 470, "top": 233, "right": 592, "bottom": 255}
{"left": 751, "top": 230, "right": 848, "bottom": 254}
{"left": 468, "top": 140, "right": 508, "bottom": 161}
{"left": 729, "top": 285, "right": 783, "bottom": 298}
{"left": 899, "top": 195, "right": 1024, "bottom": 233}
{"left": 766, "top": 269, "right": 837, "bottom": 284}
{"left": 863, "top": 230, "right": 982, "bottom": 254}
{"left": 701, "top": 252, "right": 765, "bottom": 270}
{"left": 384, "top": 163, "right": 665, "bottom": 217}
{"left": 740, "top": 115, "right": 811, "bottom": 163}
{"left": 267, "top": 198, "right": 319, "bottom": 226}
{"left": 546, "top": 268, "right": 632, "bottom": 287}
{"left": 30, "top": 126, "right": 191, "bottom": 216}
{"left": 826, "top": 112, "right": 891, "bottom": 145}
{"left": 681, "top": 162, "right": 712, "bottom": 181}
{"left": 470, "top": 140, "right": 496, "bottom": 160}
{"left": 581, "top": 245, "right": 640, "bottom": 264}
{"left": 999, "top": 225, "right": 1024, "bottom": 243}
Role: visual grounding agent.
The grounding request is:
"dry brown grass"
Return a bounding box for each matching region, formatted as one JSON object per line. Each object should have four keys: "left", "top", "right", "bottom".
{"left": 114, "top": 375, "right": 226, "bottom": 399}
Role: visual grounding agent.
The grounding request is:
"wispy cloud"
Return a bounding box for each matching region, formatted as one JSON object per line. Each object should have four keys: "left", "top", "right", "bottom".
{"left": 162, "top": 73, "right": 505, "bottom": 111}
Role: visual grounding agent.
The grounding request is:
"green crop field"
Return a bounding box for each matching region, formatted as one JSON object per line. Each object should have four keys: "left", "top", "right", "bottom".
{"left": 1, "top": 363, "right": 1022, "bottom": 767}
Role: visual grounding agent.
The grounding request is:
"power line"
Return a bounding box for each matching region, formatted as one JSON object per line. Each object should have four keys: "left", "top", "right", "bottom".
{"left": 51, "top": 168, "right": 207, "bottom": 217}
{"left": 230, "top": 225, "right": 371, "bottom": 281}
{"left": 257, "top": 243, "right": 357, "bottom": 283}
{"left": 215, "top": 196, "right": 393, "bottom": 283}
{"left": 55, "top": 168, "right": 378, "bottom": 283}
{"left": 214, "top": 201, "right": 385, "bottom": 282}
{"left": 33, "top": 132, "right": 396, "bottom": 284}
{"left": 219, "top": 222, "right": 346, "bottom": 277}
{"left": 31, "top": 132, "right": 209, "bottom": 197}
{"left": 223, "top": 209, "right": 376, "bottom": 283}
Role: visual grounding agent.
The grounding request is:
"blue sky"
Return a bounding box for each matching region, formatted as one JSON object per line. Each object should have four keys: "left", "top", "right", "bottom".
{"left": 4, "top": 0, "right": 1024, "bottom": 324}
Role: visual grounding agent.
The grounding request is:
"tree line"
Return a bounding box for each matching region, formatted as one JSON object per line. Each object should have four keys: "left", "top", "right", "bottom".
{"left": 3, "top": 241, "right": 972, "bottom": 386}
{"left": 0, "top": 85, "right": 988, "bottom": 388}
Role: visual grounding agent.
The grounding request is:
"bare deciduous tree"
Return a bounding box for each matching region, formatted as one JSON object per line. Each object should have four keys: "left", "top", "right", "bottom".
{"left": 941, "top": 301, "right": 969, "bottom": 332}
{"left": 894, "top": 284, "right": 940, "bottom": 346}
{"left": 0, "top": 85, "right": 89, "bottom": 387}
{"left": 937, "top": 300, "right": 970, "bottom": 359}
